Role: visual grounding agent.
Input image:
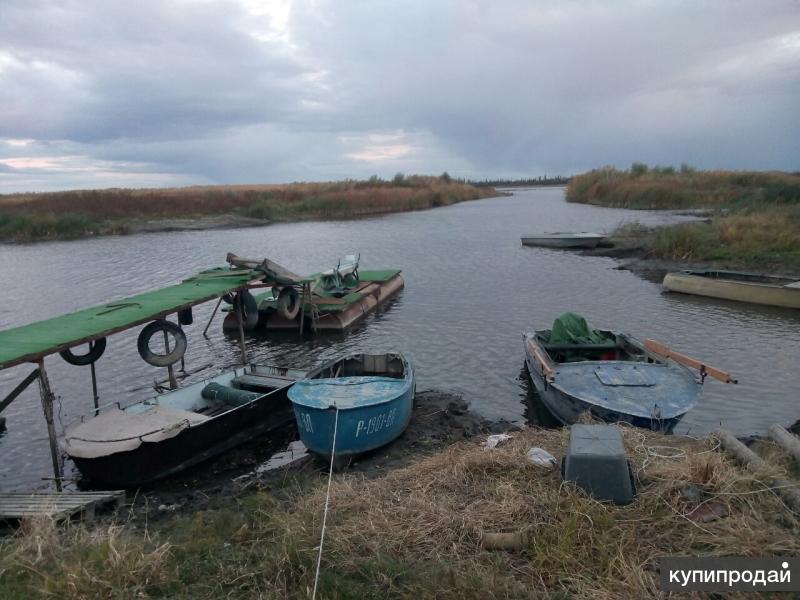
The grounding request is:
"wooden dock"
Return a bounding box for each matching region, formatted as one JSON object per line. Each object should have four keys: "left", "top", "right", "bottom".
{"left": 0, "top": 490, "right": 125, "bottom": 523}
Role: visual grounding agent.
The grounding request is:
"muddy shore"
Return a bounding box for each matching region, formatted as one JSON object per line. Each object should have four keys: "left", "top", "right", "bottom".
{"left": 125, "top": 214, "right": 271, "bottom": 234}
{"left": 123, "top": 390, "right": 510, "bottom": 521}
{"left": 583, "top": 237, "right": 800, "bottom": 284}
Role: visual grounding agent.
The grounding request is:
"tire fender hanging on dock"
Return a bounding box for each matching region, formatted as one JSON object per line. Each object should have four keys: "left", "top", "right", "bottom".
{"left": 59, "top": 338, "right": 107, "bottom": 366}
{"left": 236, "top": 290, "right": 259, "bottom": 329}
{"left": 276, "top": 287, "right": 300, "bottom": 320}
{"left": 137, "top": 320, "right": 187, "bottom": 367}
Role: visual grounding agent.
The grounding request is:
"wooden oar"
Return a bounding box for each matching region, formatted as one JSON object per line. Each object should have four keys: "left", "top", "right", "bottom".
{"left": 526, "top": 339, "right": 555, "bottom": 382}
{"left": 644, "top": 339, "right": 737, "bottom": 384}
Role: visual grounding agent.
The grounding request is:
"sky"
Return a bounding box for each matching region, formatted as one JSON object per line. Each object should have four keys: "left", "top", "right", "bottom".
{"left": 0, "top": 0, "right": 798, "bottom": 192}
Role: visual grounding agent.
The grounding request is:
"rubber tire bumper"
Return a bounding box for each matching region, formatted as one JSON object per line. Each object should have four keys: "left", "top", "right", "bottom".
{"left": 137, "top": 320, "right": 187, "bottom": 367}
{"left": 277, "top": 287, "right": 300, "bottom": 320}
{"left": 59, "top": 338, "right": 107, "bottom": 366}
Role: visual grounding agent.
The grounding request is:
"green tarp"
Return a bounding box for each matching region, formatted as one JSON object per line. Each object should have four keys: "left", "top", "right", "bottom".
{"left": 549, "top": 312, "right": 615, "bottom": 345}
{"left": 0, "top": 268, "right": 262, "bottom": 370}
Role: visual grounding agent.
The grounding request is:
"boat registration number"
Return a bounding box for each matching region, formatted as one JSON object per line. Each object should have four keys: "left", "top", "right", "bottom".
{"left": 355, "top": 408, "right": 397, "bottom": 438}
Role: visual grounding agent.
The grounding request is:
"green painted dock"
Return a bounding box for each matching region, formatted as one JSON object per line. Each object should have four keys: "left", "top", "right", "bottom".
{"left": 0, "top": 267, "right": 262, "bottom": 369}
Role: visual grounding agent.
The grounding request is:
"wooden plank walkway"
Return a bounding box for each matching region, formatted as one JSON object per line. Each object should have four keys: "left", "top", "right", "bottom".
{"left": 0, "top": 490, "right": 125, "bottom": 523}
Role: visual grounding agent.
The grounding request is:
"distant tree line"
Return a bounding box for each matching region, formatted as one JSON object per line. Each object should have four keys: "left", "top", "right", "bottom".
{"left": 469, "top": 175, "right": 572, "bottom": 187}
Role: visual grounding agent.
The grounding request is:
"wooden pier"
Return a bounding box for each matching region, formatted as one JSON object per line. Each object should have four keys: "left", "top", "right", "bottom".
{"left": 0, "top": 490, "right": 125, "bottom": 523}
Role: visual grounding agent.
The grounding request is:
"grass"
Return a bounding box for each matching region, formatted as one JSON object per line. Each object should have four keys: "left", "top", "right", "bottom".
{"left": 1, "top": 427, "right": 797, "bottom": 599}
{"left": 568, "top": 165, "right": 800, "bottom": 270}
{"left": 0, "top": 175, "right": 499, "bottom": 242}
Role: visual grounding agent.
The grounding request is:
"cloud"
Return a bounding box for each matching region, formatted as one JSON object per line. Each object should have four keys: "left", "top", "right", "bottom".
{"left": 0, "top": 0, "right": 798, "bottom": 192}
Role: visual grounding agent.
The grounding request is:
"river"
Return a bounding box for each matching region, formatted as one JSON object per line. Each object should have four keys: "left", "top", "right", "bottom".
{"left": 1, "top": 186, "right": 798, "bottom": 490}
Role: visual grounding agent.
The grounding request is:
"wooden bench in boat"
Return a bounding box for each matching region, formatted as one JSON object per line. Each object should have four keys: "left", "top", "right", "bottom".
{"left": 231, "top": 373, "right": 294, "bottom": 390}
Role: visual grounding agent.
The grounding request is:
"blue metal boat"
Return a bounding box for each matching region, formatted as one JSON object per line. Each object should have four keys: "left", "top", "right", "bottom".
{"left": 523, "top": 320, "right": 705, "bottom": 432}
{"left": 288, "top": 352, "right": 415, "bottom": 462}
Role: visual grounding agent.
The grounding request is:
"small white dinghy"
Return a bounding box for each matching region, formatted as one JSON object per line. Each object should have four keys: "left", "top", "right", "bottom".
{"left": 521, "top": 232, "right": 606, "bottom": 249}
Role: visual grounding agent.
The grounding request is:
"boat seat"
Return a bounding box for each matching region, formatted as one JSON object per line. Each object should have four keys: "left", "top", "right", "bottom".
{"left": 231, "top": 373, "right": 286, "bottom": 391}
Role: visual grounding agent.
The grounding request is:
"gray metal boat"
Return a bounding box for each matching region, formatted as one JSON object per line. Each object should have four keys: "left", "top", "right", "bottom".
{"left": 523, "top": 314, "right": 736, "bottom": 432}
{"left": 520, "top": 232, "right": 606, "bottom": 248}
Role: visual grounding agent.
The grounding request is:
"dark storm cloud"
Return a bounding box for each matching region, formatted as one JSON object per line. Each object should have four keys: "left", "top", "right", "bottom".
{"left": 0, "top": 0, "right": 798, "bottom": 191}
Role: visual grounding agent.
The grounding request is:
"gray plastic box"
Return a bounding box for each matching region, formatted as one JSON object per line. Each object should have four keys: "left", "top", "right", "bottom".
{"left": 562, "top": 424, "right": 635, "bottom": 504}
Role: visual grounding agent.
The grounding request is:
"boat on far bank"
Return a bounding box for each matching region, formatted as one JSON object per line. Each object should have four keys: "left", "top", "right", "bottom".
{"left": 288, "top": 352, "right": 415, "bottom": 465}
{"left": 663, "top": 270, "right": 800, "bottom": 309}
{"left": 521, "top": 232, "right": 606, "bottom": 249}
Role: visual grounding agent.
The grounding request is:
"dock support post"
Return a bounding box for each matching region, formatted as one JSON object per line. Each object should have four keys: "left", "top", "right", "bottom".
{"left": 164, "top": 330, "right": 177, "bottom": 390}
{"left": 90, "top": 362, "right": 99, "bottom": 416}
{"left": 0, "top": 368, "right": 40, "bottom": 415}
{"left": 299, "top": 283, "right": 307, "bottom": 334}
{"left": 236, "top": 293, "right": 248, "bottom": 365}
{"left": 203, "top": 296, "right": 223, "bottom": 338}
{"left": 37, "top": 360, "right": 63, "bottom": 492}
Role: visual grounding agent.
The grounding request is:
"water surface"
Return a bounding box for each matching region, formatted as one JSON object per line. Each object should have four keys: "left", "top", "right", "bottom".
{"left": 1, "top": 187, "right": 798, "bottom": 489}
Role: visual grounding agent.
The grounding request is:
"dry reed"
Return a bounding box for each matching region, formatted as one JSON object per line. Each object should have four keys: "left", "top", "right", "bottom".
{"left": 1, "top": 427, "right": 797, "bottom": 598}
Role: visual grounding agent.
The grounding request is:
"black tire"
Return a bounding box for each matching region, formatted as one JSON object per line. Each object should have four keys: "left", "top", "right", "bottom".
{"left": 277, "top": 287, "right": 300, "bottom": 320}
{"left": 137, "top": 320, "right": 187, "bottom": 367}
{"left": 59, "top": 338, "right": 106, "bottom": 366}
{"left": 235, "top": 290, "right": 259, "bottom": 329}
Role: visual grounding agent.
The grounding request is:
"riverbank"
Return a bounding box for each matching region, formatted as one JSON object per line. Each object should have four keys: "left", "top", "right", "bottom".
{"left": 2, "top": 400, "right": 799, "bottom": 598}
{"left": 584, "top": 221, "right": 800, "bottom": 284}
{"left": 567, "top": 167, "right": 800, "bottom": 274}
{"left": 0, "top": 176, "right": 500, "bottom": 242}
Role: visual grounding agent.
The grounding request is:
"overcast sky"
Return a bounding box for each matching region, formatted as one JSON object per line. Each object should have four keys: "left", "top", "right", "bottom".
{"left": 1, "top": 0, "right": 798, "bottom": 192}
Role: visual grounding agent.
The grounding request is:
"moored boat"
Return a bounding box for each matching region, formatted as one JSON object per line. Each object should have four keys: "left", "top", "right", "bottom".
{"left": 64, "top": 364, "right": 309, "bottom": 486}
{"left": 663, "top": 270, "right": 800, "bottom": 309}
{"left": 523, "top": 313, "right": 736, "bottom": 432}
{"left": 521, "top": 232, "right": 606, "bottom": 248}
{"left": 288, "top": 352, "right": 414, "bottom": 463}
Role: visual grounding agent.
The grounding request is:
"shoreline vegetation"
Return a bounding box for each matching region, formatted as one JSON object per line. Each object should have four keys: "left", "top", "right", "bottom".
{"left": 1, "top": 419, "right": 798, "bottom": 598}
{"left": 567, "top": 165, "right": 800, "bottom": 274}
{"left": 0, "top": 174, "right": 500, "bottom": 243}
{"left": 471, "top": 175, "right": 571, "bottom": 187}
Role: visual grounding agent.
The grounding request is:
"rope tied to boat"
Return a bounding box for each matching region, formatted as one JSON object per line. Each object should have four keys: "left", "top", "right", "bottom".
{"left": 312, "top": 404, "right": 339, "bottom": 600}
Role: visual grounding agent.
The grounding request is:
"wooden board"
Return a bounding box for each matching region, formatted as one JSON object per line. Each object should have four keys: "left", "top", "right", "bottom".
{"left": 0, "top": 490, "right": 125, "bottom": 523}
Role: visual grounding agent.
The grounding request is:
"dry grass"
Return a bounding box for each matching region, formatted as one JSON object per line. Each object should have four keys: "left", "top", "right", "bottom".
{"left": 566, "top": 166, "right": 800, "bottom": 210}
{"left": 573, "top": 165, "right": 800, "bottom": 269}
{"left": 1, "top": 428, "right": 797, "bottom": 598}
{"left": 303, "top": 427, "right": 799, "bottom": 598}
{"left": 1, "top": 516, "right": 171, "bottom": 599}
{"left": 0, "top": 176, "right": 498, "bottom": 241}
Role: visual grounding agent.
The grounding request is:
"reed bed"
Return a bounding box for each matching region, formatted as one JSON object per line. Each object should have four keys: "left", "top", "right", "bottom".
{"left": 569, "top": 165, "right": 800, "bottom": 269}
{"left": 0, "top": 176, "right": 497, "bottom": 242}
{"left": 1, "top": 427, "right": 797, "bottom": 598}
{"left": 566, "top": 166, "right": 800, "bottom": 210}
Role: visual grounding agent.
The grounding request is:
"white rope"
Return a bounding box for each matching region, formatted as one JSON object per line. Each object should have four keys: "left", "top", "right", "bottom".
{"left": 312, "top": 405, "right": 339, "bottom": 600}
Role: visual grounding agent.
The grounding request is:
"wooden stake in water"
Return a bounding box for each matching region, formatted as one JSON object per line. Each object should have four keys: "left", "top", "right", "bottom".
{"left": 37, "top": 360, "right": 63, "bottom": 492}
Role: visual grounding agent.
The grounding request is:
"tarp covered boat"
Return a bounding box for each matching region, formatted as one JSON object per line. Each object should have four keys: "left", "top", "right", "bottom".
{"left": 524, "top": 313, "right": 705, "bottom": 432}
{"left": 288, "top": 353, "right": 414, "bottom": 463}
